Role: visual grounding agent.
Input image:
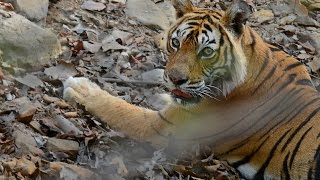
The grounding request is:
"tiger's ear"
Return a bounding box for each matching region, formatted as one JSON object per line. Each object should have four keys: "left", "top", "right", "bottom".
{"left": 172, "top": 0, "right": 194, "bottom": 18}
{"left": 223, "top": 0, "right": 252, "bottom": 36}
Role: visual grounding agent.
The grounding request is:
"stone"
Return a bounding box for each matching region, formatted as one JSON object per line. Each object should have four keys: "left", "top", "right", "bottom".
{"left": 155, "top": 1, "right": 176, "bottom": 24}
{"left": 80, "top": 1, "right": 106, "bottom": 11}
{"left": 17, "top": 102, "right": 37, "bottom": 124}
{"left": 294, "top": 16, "right": 320, "bottom": 27}
{"left": 111, "top": 0, "right": 126, "bottom": 4}
{"left": 5, "top": 0, "right": 49, "bottom": 22}
{"left": 14, "top": 129, "right": 44, "bottom": 156}
{"left": 0, "top": 13, "right": 61, "bottom": 71}
{"left": 309, "top": 3, "right": 320, "bottom": 10}
{"left": 253, "top": 9, "right": 274, "bottom": 24}
{"left": 42, "top": 162, "right": 101, "bottom": 180}
{"left": 46, "top": 138, "right": 79, "bottom": 153}
{"left": 125, "top": 0, "right": 170, "bottom": 31}
{"left": 2, "top": 157, "right": 37, "bottom": 176}
{"left": 140, "top": 69, "right": 164, "bottom": 82}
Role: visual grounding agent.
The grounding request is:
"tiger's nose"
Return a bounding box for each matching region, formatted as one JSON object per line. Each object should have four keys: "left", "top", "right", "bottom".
{"left": 168, "top": 73, "right": 188, "bottom": 85}
{"left": 170, "top": 77, "right": 188, "bottom": 85}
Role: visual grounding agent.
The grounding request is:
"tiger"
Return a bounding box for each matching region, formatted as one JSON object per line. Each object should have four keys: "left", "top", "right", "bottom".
{"left": 63, "top": 0, "right": 320, "bottom": 179}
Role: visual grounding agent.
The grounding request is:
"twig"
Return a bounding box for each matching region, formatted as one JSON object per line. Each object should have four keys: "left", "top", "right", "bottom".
{"left": 50, "top": 107, "right": 82, "bottom": 135}
{"left": 101, "top": 77, "right": 164, "bottom": 86}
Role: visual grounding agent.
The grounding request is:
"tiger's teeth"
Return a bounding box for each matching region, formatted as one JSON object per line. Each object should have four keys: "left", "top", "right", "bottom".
{"left": 176, "top": 98, "right": 182, "bottom": 104}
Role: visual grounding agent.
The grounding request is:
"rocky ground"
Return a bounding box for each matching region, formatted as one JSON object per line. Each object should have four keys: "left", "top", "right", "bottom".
{"left": 0, "top": 0, "right": 319, "bottom": 179}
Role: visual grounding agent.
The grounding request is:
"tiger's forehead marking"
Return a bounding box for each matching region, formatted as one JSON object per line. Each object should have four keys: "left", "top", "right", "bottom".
{"left": 171, "top": 13, "right": 222, "bottom": 52}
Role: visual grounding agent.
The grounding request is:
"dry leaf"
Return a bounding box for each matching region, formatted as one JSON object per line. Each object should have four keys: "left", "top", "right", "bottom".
{"left": 15, "top": 74, "right": 44, "bottom": 89}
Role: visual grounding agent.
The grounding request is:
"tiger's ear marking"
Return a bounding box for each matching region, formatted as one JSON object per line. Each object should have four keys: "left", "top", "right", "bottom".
{"left": 223, "top": 0, "right": 252, "bottom": 36}
{"left": 172, "top": 0, "right": 194, "bottom": 18}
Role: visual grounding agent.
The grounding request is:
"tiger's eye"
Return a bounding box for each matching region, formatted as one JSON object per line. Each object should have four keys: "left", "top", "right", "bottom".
{"left": 171, "top": 38, "right": 180, "bottom": 49}
{"left": 200, "top": 47, "right": 214, "bottom": 58}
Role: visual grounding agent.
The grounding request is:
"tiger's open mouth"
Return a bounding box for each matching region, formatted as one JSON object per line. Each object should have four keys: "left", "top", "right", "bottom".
{"left": 171, "top": 89, "right": 201, "bottom": 105}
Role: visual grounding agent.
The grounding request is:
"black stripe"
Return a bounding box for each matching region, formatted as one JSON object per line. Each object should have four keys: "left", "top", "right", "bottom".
{"left": 269, "top": 46, "right": 282, "bottom": 52}
{"left": 219, "top": 35, "right": 224, "bottom": 45}
{"left": 315, "top": 147, "right": 320, "bottom": 180}
{"left": 284, "top": 62, "right": 303, "bottom": 71}
{"left": 188, "top": 16, "right": 204, "bottom": 21}
{"left": 274, "top": 74, "right": 297, "bottom": 95}
{"left": 214, "top": 11, "right": 222, "bottom": 17}
{"left": 296, "top": 79, "right": 314, "bottom": 87}
{"left": 278, "top": 55, "right": 291, "bottom": 63}
{"left": 254, "top": 129, "right": 291, "bottom": 179}
{"left": 158, "top": 111, "right": 174, "bottom": 125}
{"left": 232, "top": 136, "right": 270, "bottom": 168}
{"left": 249, "top": 28, "right": 256, "bottom": 47}
{"left": 308, "top": 145, "right": 320, "bottom": 179}
{"left": 229, "top": 44, "right": 235, "bottom": 64}
{"left": 281, "top": 106, "right": 320, "bottom": 152}
{"left": 204, "top": 23, "right": 212, "bottom": 32}
{"left": 252, "top": 64, "right": 277, "bottom": 94}
{"left": 208, "top": 39, "right": 216, "bottom": 44}
{"left": 202, "top": 30, "right": 208, "bottom": 38}
{"left": 209, "top": 13, "right": 220, "bottom": 20}
{"left": 289, "top": 127, "right": 312, "bottom": 168}
{"left": 253, "top": 55, "right": 269, "bottom": 82}
{"left": 187, "top": 22, "right": 199, "bottom": 26}
{"left": 282, "top": 152, "right": 291, "bottom": 180}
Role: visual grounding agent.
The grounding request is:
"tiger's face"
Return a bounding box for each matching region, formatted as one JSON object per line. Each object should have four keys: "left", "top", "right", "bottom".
{"left": 164, "top": 0, "right": 251, "bottom": 105}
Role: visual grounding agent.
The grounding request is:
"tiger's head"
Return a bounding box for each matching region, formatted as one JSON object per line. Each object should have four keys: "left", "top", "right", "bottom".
{"left": 164, "top": 0, "right": 252, "bottom": 105}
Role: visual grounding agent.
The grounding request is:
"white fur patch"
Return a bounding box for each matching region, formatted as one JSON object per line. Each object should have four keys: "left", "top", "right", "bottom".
{"left": 237, "top": 164, "right": 258, "bottom": 180}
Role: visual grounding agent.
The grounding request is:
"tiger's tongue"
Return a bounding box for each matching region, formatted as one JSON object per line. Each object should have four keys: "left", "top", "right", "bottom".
{"left": 172, "top": 89, "right": 192, "bottom": 98}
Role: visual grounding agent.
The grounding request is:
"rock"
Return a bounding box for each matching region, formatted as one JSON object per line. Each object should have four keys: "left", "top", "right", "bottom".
{"left": 309, "top": 3, "right": 320, "bottom": 10}
{"left": 13, "top": 129, "right": 44, "bottom": 156}
{"left": 294, "top": 16, "right": 320, "bottom": 27}
{"left": 125, "top": 0, "right": 170, "bottom": 31}
{"left": 298, "top": 32, "right": 320, "bottom": 53}
{"left": 147, "top": 93, "right": 171, "bottom": 110}
{"left": 43, "top": 94, "right": 70, "bottom": 108}
{"left": 46, "top": 138, "right": 79, "bottom": 153}
{"left": 6, "top": 0, "right": 49, "bottom": 22}
{"left": 2, "top": 157, "right": 37, "bottom": 176}
{"left": 64, "top": 111, "right": 78, "bottom": 118}
{"left": 253, "top": 9, "right": 274, "bottom": 24}
{"left": 271, "top": 3, "right": 292, "bottom": 16}
{"left": 17, "top": 101, "right": 37, "bottom": 123}
{"left": 0, "top": 97, "right": 38, "bottom": 123}
{"left": 111, "top": 0, "right": 126, "bottom": 4}
{"left": 0, "top": 13, "right": 61, "bottom": 71}
{"left": 300, "top": 0, "right": 320, "bottom": 11}
{"left": 15, "top": 74, "right": 44, "bottom": 89}
{"left": 41, "top": 162, "right": 101, "bottom": 180}
{"left": 155, "top": 1, "right": 176, "bottom": 24}
{"left": 140, "top": 69, "right": 164, "bottom": 82}
{"left": 279, "top": 15, "right": 296, "bottom": 25}
{"left": 101, "top": 35, "right": 128, "bottom": 52}
{"left": 83, "top": 41, "right": 102, "bottom": 53}
{"left": 44, "top": 62, "right": 77, "bottom": 81}
{"left": 80, "top": 1, "right": 106, "bottom": 11}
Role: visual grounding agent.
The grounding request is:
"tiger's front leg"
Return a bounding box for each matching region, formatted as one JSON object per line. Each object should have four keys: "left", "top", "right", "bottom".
{"left": 63, "top": 77, "right": 186, "bottom": 146}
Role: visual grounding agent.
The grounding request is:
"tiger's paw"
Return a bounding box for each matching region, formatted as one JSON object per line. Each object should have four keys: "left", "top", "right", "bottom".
{"left": 63, "top": 77, "right": 102, "bottom": 105}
